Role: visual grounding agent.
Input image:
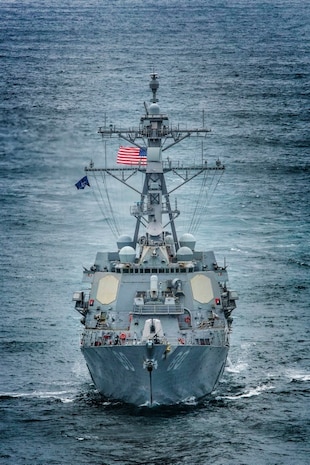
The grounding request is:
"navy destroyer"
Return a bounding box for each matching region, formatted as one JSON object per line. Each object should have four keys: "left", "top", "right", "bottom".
{"left": 73, "top": 74, "right": 238, "bottom": 406}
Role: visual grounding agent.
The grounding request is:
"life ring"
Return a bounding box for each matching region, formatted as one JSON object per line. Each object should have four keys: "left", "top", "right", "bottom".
{"left": 178, "top": 338, "right": 185, "bottom": 345}
{"left": 184, "top": 316, "right": 191, "bottom": 324}
{"left": 120, "top": 333, "right": 127, "bottom": 340}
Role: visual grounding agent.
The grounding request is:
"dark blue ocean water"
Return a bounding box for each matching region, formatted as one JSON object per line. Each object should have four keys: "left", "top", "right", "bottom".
{"left": 0, "top": 1, "right": 309, "bottom": 464}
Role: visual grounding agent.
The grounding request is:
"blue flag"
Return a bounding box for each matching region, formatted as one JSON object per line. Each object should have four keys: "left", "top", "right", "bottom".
{"left": 75, "top": 175, "right": 90, "bottom": 190}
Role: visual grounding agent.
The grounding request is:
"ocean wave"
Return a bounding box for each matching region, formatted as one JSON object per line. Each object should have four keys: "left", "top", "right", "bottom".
{"left": 225, "top": 357, "right": 248, "bottom": 373}
{"left": 221, "top": 384, "right": 275, "bottom": 401}
{"left": 286, "top": 369, "right": 310, "bottom": 383}
{"left": 0, "top": 389, "right": 76, "bottom": 403}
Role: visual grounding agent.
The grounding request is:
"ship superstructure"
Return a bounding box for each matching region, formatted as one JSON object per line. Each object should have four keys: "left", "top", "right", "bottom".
{"left": 73, "top": 74, "right": 238, "bottom": 406}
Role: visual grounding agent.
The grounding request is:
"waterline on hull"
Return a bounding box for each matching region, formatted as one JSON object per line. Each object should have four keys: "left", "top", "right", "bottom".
{"left": 82, "top": 344, "right": 228, "bottom": 406}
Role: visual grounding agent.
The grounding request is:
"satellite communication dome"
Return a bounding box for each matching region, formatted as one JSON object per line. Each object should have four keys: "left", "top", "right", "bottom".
{"left": 119, "top": 246, "right": 136, "bottom": 264}
{"left": 179, "top": 233, "right": 196, "bottom": 251}
{"left": 165, "top": 235, "right": 174, "bottom": 245}
{"left": 149, "top": 103, "right": 160, "bottom": 115}
{"left": 117, "top": 235, "right": 133, "bottom": 249}
{"left": 176, "top": 246, "right": 193, "bottom": 262}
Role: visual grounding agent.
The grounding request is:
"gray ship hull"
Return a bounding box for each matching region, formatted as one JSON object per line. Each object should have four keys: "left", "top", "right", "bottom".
{"left": 82, "top": 344, "right": 228, "bottom": 406}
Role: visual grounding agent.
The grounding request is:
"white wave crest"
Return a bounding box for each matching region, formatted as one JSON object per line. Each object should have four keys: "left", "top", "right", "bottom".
{"left": 0, "top": 389, "right": 77, "bottom": 403}
{"left": 223, "top": 383, "right": 274, "bottom": 400}
{"left": 286, "top": 368, "right": 310, "bottom": 382}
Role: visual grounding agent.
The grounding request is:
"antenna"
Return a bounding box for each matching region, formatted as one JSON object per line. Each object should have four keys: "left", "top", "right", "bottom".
{"left": 149, "top": 72, "right": 159, "bottom": 102}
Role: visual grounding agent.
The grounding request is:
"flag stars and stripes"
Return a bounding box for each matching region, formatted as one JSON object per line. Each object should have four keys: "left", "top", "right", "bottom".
{"left": 117, "top": 146, "right": 147, "bottom": 165}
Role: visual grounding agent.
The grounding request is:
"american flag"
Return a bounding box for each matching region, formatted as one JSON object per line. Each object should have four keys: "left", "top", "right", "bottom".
{"left": 116, "top": 146, "right": 147, "bottom": 165}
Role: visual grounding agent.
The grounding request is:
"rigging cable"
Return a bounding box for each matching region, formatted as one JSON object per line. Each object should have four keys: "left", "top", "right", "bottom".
{"left": 102, "top": 169, "right": 122, "bottom": 237}
{"left": 188, "top": 169, "right": 209, "bottom": 233}
{"left": 188, "top": 168, "right": 224, "bottom": 234}
{"left": 90, "top": 171, "right": 121, "bottom": 239}
{"left": 196, "top": 168, "right": 224, "bottom": 233}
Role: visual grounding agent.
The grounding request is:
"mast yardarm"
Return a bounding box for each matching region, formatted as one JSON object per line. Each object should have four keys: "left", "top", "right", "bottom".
{"left": 92, "top": 74, "right": 224, "bottom": 250}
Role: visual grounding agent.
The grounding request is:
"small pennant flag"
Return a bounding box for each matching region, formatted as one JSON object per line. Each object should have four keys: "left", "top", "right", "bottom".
{"left": 75, "top": 175, "right": 90, "bottom": 190}
{"left": 117, "top": 146, "right": 147, "bottom": 165}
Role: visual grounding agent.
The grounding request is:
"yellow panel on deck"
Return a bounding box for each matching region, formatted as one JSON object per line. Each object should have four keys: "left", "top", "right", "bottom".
{"left": 190, "top": 274, "right": 214, "bottom": 303}
{"left": 97, "top": 275, "right": 119, "bottom": 304}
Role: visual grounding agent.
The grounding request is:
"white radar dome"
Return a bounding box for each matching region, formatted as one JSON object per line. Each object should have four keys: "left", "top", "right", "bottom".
{"left": 119, "top": 246, "right": 136, "bottom": 264}
{"left": 149, "top": 103, "right": 160, "bottom": 115}
{"left": 176, "top": 246, "right": 193, "bottom": 262}
{"left": 179, "top": 233, "right": 196, "bottom": 251}
{"left": 117, "top": 235, "right": 133, "bottom": 249}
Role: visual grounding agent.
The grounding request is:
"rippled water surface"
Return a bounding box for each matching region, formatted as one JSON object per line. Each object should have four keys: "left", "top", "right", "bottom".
{"left": 1, "top": 1, "right": 309, "bottom": 464}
